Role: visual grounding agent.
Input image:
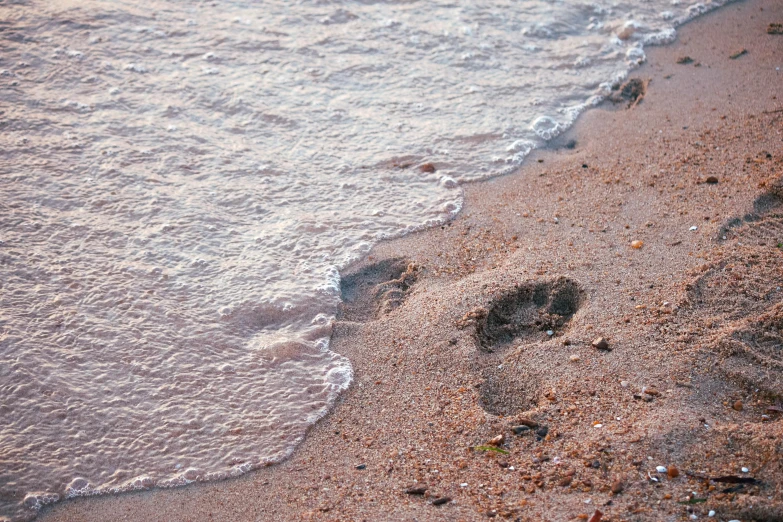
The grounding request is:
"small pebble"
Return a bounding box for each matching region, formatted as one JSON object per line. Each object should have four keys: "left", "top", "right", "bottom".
{"left": 546, "top": 330, "right": 554, "bottom": 336}
{"left": 512, "top": 425, "right": 531, "bottom": 435}
{"left": 591, "top": 337, "right": 609, "bottom": 350}
{"left": 594, "top": 424, "right": 603, "bottom": 428}
{"left": 569, "top": 354, "right": 581, "bottom": 362}
{"left": 656, "top": 466, "right": 667, "bottom": 473}
{"left": 689, "top": 226, "right": 698, "bottom": 231}
{"left": 611, "top": 480, "right": 624, "bottom": 494}
{"left": 631, "top": 240, "right": 644, "bottom": 249}
{"left": 708, "top": 511, "right": 715, "bottom": 517}
{"left": 705, "top": 176, "right": 719, "bottom": 184}
{"left": 741, "top": 467, "right": 749, "bottom": 473}
{"left": 356, "top": 464, "right": 366, "bottom": 470}
{"left": 733, "top": 400, "right": 743, "bottom": 411}
{"left": 431, "top": 497, "right": 451, "bottom": 506}
{"left": 667, "top": 465, "right": 679, "bottom": 478}
{"left": 488, "top": 434, "right": 505, "bottom": 446}
{"left": 620, "top": 380, "right": 629, "bottom": 388}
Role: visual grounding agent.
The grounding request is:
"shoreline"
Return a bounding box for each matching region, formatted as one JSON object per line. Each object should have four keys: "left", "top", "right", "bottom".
{"left": 40, "top": 0, "right": 783, "bottom": 520}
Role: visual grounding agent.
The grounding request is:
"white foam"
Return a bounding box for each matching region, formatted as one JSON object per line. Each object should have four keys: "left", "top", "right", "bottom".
{"left": 532, "top": 116, "right": 563, "bottom": 141}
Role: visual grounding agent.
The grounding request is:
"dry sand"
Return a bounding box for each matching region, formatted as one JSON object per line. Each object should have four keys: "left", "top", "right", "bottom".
{"left": 40, "top": 0, "right": 783, "bottom": 520}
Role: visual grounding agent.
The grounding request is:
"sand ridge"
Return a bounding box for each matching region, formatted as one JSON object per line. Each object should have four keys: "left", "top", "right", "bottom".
{"left": 39, "top": 0, "right": 783, "bottom": 520}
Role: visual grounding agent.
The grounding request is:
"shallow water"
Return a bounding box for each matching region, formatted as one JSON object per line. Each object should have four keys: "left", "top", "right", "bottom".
{"left": 0, "top": 0, "right": 728, "bottom": 519}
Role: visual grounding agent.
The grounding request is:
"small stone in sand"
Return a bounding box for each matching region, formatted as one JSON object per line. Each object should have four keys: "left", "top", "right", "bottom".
{"left": 516, "top": 418, "right": 539, "bottom": 428}
{"left": 631, "top": 240, "right": 643, "bottom": 249}
{"left": 488, "top": 434, "right": 505, "bottom": 446}
{"left": 512, "top": 425, "right": 531, "bottom": 435}
{"left": 591, "top": 337, "right": 609, "bottom": 350}
{"left": 611, "top": 479, "right": 624, "bottom": 494}
{"left": 404, "top": 487, "right": 427, "bottom": 495}
{"left": 733, "top": 400, "right": 743, "bottom": 411}
{"left": 356, "top": 464, "right": 366, "bottom": 470}
{"left": 536, "top": 426, "right": 549, "bottom": 438}
{"left": 667, "top": 465, "right": 680, "bottom": 478}
{"left": 676, "top": 56, "right": 694, "bottom": 64}
{"left": 656, "top": 465, "right": 667, "bottom": 473}
{"left": 769, "top": 23, "right": 783, "bottom": 35}
{"left": 705, "top": 175, "right": 719, "bottom": 184}
{"left": 420, "top": 163, "right": 436, "bottom": 173}
{"left": 569, "top": 354, "right": 581, "bottom": 362}
{"left": 431, "top": 497, "right": 451, "bottom": 506}
{"left": 588, "top": 510, "right": 603, "bottom": 522}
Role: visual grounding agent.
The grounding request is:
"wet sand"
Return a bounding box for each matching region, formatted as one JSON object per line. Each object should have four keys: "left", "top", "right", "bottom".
{"left": 40, "top": 0, "right": 783, "bottom": 520}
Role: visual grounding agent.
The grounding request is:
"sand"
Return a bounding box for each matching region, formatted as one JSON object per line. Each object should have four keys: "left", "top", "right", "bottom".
{"left": 39, "top": 0, "right": 783, "bottom": 520}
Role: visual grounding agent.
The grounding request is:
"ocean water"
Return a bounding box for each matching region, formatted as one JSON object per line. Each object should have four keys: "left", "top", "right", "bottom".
{"left": 0, "top": 0, "right": 728, "bottom": 519}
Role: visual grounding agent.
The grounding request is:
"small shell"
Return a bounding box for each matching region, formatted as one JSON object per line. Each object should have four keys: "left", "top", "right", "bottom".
{"left": 655, "top": 466, "right": 667, "bottom": 473}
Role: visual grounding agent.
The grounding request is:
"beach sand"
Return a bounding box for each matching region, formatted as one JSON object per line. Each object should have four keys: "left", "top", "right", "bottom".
{"left": 39, "top": 0, "right": 783, "bottom": 520}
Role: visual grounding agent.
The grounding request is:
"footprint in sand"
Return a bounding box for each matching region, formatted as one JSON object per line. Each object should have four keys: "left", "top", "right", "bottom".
{"left": 458, "top": 277, "right": 584, "bottom": 415}
{"left": 686, "top": 185, "right": 783, "bottom": 394}
{"left": 339, "top": 258, "right": 420, "bottom": 322}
